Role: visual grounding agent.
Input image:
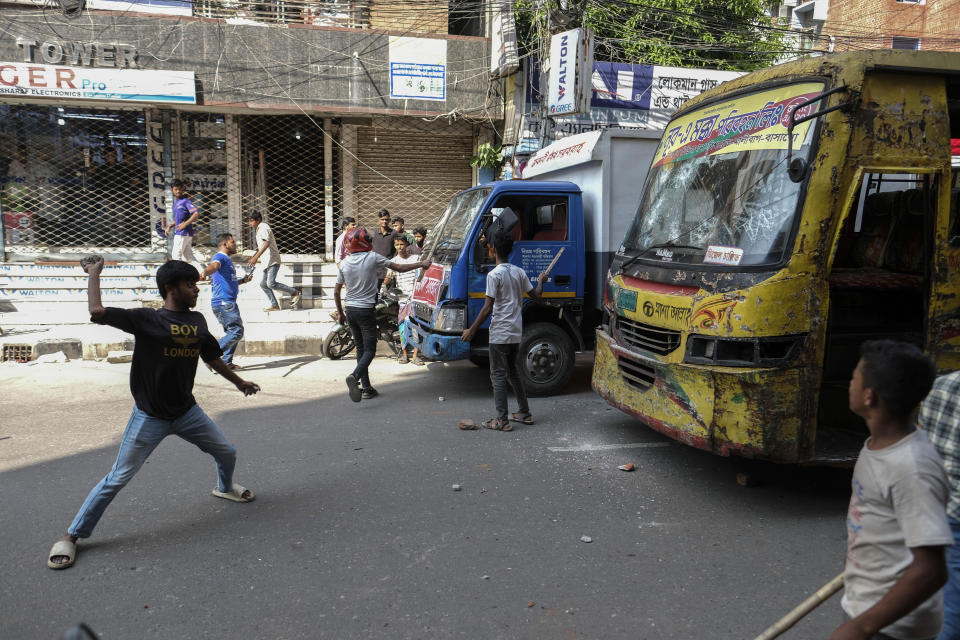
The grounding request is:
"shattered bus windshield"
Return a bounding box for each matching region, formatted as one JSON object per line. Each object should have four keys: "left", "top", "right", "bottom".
{"left": 622, "top": 82, "right": 824, "bottom": 268}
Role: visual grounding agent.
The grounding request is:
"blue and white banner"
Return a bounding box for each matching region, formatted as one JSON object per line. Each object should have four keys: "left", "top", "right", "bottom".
{"left": 515, "top": 60, "right": 741, "bottom": 150}
{"left": 0, "top": 62, "right": 196, "bottom": 104}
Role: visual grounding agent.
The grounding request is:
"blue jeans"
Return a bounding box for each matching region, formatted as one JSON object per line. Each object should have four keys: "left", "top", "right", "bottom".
{"left": 490, "top": 342, "right": 529, "bottom": 421}
{"left": 212, "top": 301, "right": 244, "bottom": 365}
{"left": 260, "top": 263, "right": 297, "bottom": 307}
{"left": 68, "top": 405, "right": 237, "bottom": 539}
{"left": 345, "top": 306, "right": 377, "bottom": 389}
{"left": 939, "top": 517, "right": 960, "bottom": 640}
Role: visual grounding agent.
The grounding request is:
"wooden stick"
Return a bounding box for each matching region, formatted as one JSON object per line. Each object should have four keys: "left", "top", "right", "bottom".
{"left": 542, "top": 246, "right": 566, "bottom": 278}
{"left": 753, "top": 572, "right": 844, "bottom": 640}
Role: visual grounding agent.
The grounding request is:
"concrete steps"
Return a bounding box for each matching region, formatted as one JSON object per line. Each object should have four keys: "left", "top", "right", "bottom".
{"left": 0, "top": 259, "right": 345, "bottom": 361}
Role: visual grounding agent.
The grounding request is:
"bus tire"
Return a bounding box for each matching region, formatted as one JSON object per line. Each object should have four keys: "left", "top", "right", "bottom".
{"left": 518, "top": 322, "right": 575, "bottom": 397}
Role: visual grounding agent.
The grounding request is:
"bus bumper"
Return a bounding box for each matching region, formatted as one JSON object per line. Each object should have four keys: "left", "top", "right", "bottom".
{"left": 591, "top": 329, "right": 807, "bottom": 463}
{"left": 403, "top": 321, "right": 470, "bottom": 361}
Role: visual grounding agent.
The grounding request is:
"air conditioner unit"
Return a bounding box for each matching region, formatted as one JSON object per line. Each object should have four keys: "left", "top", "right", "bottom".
{"left": 784, "top": 0, "right": 798, "bottom": 6}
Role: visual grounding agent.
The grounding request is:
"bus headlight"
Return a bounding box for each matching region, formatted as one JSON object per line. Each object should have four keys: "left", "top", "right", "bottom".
{"left": 684, "top": 335, "right": 805, "bottom": 367}
{"left": 436, "top": 305, "right": 465, "bottom": 332}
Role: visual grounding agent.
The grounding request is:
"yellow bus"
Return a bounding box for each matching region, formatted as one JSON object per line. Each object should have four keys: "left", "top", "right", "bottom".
{"left": 592, "top": 51, "right": 960, "bottom": 464}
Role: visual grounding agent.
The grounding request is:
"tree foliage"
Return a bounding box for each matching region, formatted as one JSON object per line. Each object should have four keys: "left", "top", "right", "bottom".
{"left": 515, "top": 0, "right": 786, "bottom": 71}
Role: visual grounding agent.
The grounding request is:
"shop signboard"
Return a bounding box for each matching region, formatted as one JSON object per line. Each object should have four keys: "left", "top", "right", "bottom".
{"left": 0, "top": 62, "right": 195, "bottom": 104}
{"left": 517, "top": 61, "right": 742, "bottom": 148}
{"left": 389, "top": 37, "right": 446, "bottom": 101}
{"left": 546, "top": 28, "right": 592, "bottom": 117}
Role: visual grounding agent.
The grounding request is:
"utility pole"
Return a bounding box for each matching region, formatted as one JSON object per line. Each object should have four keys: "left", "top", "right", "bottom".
{"left": 538, "top": 0, "right": 552, "bottom": 151}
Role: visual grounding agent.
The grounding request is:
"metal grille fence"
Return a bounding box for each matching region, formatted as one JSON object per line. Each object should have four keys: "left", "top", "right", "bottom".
{"left": 2, "top": 105, "right": 477, "bottom": 260}
{"left": 0, "top": 104, "right": 150, "bottom": 253}
{"left": 193, "top": 0, "right": 370, "bottom": 28}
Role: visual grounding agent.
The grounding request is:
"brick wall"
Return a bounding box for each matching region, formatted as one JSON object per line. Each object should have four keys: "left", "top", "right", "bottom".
{"left": 369, "top": 0, "right": 450, "bottom": 34}
{"left": 823, "top": 0, "right": 960, "bottom": 52}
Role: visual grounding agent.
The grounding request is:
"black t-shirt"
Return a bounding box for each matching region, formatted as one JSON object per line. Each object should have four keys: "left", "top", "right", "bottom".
{"left": 95, "top": 307, "right": 222, "bottom": 419}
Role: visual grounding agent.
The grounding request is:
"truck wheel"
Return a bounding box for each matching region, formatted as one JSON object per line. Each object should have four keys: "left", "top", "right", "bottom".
{"left": 323, "top": 326, "right": 355, "bottom": 360}
{"left": 518, "top": 322, "right": 575, "bottom": 397}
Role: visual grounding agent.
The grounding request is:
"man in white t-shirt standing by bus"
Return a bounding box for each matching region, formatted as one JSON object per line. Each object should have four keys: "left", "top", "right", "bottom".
{"left": 247, "top": 211, "right": 301, "bottom": 311}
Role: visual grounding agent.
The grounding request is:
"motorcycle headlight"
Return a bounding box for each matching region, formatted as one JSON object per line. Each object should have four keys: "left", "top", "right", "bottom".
{"left": 435, "top": 305, "right": 465, "bottom": 332}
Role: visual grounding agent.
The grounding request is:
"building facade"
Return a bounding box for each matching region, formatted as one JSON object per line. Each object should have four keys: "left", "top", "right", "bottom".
{"left": 771, "top": 0, "right": 960, "bottom": 56}
{"left": 0, "top": 1, "right": 497, "bottom": 263}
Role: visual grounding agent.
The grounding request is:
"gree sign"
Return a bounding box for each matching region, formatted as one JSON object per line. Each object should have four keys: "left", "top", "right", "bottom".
{"left": 547, "top": 28, "right": 592, "bottom": 117}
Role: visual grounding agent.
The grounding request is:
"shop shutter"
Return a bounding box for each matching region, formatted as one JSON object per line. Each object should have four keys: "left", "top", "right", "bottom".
{"left": 354, "top": 121, "right": 474, "bottom": 232}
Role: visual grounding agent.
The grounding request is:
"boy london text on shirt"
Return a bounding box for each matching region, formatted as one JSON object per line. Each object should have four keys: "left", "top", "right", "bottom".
{"left": 94, "top": 307, "right": 221, "bottom": 419}
{"left": 173, "top": 197, "right": 198, "bottom": 237}
{"left": 211, "top": 251, "right": 239, "bottom": 304}
{"left": 842, "top": 429, "right": 954, "bottom": 640}
{"left": 337, "top": 252, "right": 392, "bottom": 308}
{"left": 256, "top": 221, "right": 281, "bottom": 266}
{"left": 486, "top": 262, "right": 532, "bottom": 344}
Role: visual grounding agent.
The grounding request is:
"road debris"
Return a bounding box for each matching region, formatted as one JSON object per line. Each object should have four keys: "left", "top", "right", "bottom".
{"left": 452, "top": 484, "right": 462, "bottom": 491}
{"left": 580, "top": 535, "right": 593, "bottom": 543}
{"left": 618, "top": 463, "right": 635, "bottom": 472}
{"left": 458, "top": 419, "right": 478, "bottom": 430}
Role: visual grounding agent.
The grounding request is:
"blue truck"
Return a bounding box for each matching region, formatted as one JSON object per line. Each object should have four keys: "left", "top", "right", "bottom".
{"left": 403, "top": 129, "right": 659, "bottom": 395}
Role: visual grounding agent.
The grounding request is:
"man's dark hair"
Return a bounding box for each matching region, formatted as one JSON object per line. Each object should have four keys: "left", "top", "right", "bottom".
{"left": 215, "top": 232, "right": 233, "bottom": 247}
{"left": 859, "top": 340, "right": 936, "bottom": 418}
{"left": 378, "top": 209, "right": 390, "bottom": 219}
{"left": 341, "top": 216, "right": 356, "bottom": 230}
{"left": 413, "top": 227, "right": 427, "bottom": 236}
{"left": 157, "top": 260, "right": 199, "bottom": 299}
{"left": 394, "top": 234, "right": 409, "bottom": 245}
{"left": 492, "top": 231, "right": 514, "bottom": 260}
{"left": 391, "top": 216, "right": 405, "bottom": 225}
{"left": 171, "top": 178, "right": 186, "bottom": 190}
{"left": 249, "top": 211, "right": 263, "bottom": 223}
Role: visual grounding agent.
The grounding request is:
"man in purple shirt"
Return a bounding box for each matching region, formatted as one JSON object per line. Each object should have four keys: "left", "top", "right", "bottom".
{"left": 165, "top": 179, "right": 201, "bottom": 266}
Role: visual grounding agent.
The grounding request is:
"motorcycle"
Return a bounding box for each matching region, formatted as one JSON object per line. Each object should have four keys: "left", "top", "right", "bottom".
{"left": 322, "top": 287, "right": 404, "bottom": 360}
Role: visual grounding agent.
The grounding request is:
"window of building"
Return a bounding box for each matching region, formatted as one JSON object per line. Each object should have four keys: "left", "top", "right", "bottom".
{"left": 892, "top": 36, "right": 921, "bottom": 50}
{"left": 896, "top": 0, "right": 923, "bottom": 4}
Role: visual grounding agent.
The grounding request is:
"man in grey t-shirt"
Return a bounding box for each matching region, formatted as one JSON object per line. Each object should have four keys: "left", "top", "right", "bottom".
{"left": 834, "top": 341, "right": 952, "bottom": 640}
{"left": 334, "top": 228, "right": 429, "bottom": 402}
{"left": 461, "top": 231, "right": 547, "bottom": 431}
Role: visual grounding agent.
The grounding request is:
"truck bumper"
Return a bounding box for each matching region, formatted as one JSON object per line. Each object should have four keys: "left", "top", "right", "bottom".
{"left": 404, "top": 321, "right": 470, "bottom": 361}
{"left": 591, "top": 329, "right": 807, "bottom": 463}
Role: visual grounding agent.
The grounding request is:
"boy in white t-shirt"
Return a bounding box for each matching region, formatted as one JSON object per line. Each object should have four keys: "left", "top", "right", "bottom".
{"left": 247, "top": 211, "right": 301, "bottom": 311}
{"left": 461, "top": 231, "right": 547, "bottom": 431}
{"left": 834, "top": 340, "right": 953, "bottom": 640}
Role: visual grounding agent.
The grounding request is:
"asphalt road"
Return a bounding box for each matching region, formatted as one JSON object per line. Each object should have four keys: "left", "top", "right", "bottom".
{"left": 1, "top": 353, "right": 852, "bottom": 639}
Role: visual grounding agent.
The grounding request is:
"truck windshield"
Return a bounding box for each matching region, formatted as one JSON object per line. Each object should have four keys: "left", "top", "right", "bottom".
{"left": 622, "top": 82, "right": 825, "bottom": 269}
{"left": 425, "top": 187, "right": 491, "bottom": 264}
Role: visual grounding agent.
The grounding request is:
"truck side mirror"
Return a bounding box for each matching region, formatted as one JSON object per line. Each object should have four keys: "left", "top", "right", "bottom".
{"left": 486, "top": 207, "right": 520, "bottom": 239}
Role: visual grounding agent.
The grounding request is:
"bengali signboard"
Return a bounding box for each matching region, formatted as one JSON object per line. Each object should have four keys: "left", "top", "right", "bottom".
{"left": 389, "top": 37, "right": 447, "bottom": 101}
{"left": 516, "top": 61, "right": 742, "bottom": 148}
{"left": 0, "top": 62, "right": 195, "bottom": 103}
{"left": 652, "top": 81, "right": 825, "bottom": 167}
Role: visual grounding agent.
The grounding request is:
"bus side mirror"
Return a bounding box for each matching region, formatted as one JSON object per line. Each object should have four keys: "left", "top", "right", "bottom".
{"left": 788, "top": 157, "right": 807, "bottom": 183}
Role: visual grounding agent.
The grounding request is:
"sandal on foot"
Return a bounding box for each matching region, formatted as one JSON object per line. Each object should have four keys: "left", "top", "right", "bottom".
{"left": 47, "top": 539, "right": 77, "bottom": 570}
{"left": 482, "top": 417, "right": 512, "bottom": 431}
{"left": 413, "top": 357, "right": 425, "bottom": 366}
{"left": 511, "top": 412, "right": 534, "bottom": 425}
{"left": 212, "top": 484, "right": 255, "bottom": 503}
